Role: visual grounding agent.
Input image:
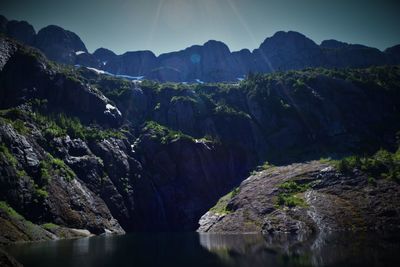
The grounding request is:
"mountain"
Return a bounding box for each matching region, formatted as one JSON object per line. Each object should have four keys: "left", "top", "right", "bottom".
{"left": 1, "top": 15, "right": 400, "bottom": 82}
{"left": 104, "top": 50, "right": 157, "bottom": 77}
{"left": 253, "top": 31, "right": 323, "bottom": 72}
{"left": 93, "top": 47, "right": 117, "bottom": 65}
{"left": 1, "top": 34, "right": 400, "bottom": 244}
{"left": 35, "top": 25, "right": 88, "bottom": 65}
{"left": 386, "top": 44, "right": 400, "bottom": 63}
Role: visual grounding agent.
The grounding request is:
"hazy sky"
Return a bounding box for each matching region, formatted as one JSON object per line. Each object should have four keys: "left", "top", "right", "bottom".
{"left": 1, "top": 0, "right": 399, "bottom": 55}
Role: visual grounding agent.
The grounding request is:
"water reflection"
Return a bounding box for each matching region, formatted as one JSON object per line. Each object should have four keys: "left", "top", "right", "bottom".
{"left": 5, "top": 231, "right": 400, "bottom": 267}
{"left": 199, "top": 231, "right": 400, "bottom": 267}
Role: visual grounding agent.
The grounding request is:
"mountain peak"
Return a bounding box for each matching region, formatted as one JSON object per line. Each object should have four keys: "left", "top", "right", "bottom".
{"left": 36, "top": 25, "right": 87, "bottom": 52}
{"left": 93, "top": 48, "right": 117, "bottom": 64}
{"left": 35, "top": 24, "right": 88, "bottom": 64}
{"left": 203, "top": 40, "right": 230, "bottom": 50}
{"left": 260, "top": 31, "right": 318, "bottom": 51}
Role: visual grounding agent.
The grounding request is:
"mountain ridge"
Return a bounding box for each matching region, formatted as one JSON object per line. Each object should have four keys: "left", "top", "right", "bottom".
{"left": 1, "top": 15, "right": 400, "bottom": 82}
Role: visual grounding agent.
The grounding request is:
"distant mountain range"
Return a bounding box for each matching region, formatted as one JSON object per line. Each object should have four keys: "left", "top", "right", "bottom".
{"left": 1, "top": 14, "right": 400, "bottom": 82}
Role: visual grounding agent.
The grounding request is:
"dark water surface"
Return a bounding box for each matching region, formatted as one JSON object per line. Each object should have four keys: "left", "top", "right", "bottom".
{"left": 5, "top": 232, "right": 400, "bottom": 267}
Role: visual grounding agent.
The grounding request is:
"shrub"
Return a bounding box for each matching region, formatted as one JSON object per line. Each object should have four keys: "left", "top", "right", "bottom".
{"left": 276, "top": 180, "right": 310, "bottom": 208}
{"left": 143, "top": 121, "right": 194, "bottom": 144}
{"left": 335, "top": 148, "right": 400, "bottom": 182}
{"left": 11, "top": 119, "right": 29, "bottom": 135}
{"left": 277, "top": 194, "right": 305, "bottom": 208}
{"left": 170, "top": 96, "right": 198, "bottom": 104}
{"left": 31, "top": 112, "right": 125, "bottom": 141}
{"left": 214, "top": 104, "right": 251, "bottom": 119}
{"left": 0, "top": 201, "right": 23, "bottom": 219}
{"left": 42, "top": 223, "right": 59, "bottom": 230}
{"left": 250, "top": 161, "right": 275, "bottom": 175}
{"left": 0, "top": 143, "right": 18, "bottom": 167}
{"left": 39, "top": 154, "right": 76, "bottom": 183}
{"left": 209, "top": 187, "right": 240, "bottom": 215}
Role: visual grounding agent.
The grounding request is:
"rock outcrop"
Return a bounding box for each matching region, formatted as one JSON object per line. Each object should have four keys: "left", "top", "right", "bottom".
{"left": 198, "top": 161, "right": 400, "bottom": 237}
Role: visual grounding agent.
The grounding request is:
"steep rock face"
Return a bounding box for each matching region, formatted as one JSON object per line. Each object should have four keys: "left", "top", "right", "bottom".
{"left": 0, "top": 15, "right": 7, "bottom": 33}
{"left": 35, "top": 25, "right": 88, "bottom": 64}
{"left": 0, "top": 37, "right": 258, "bottom": 235}
{"left": 103, "top": 66, "right": 400, "bottom": 165}
{"left": 231, "top": 48, "right": 254, "bottom": 76}
{"left": 6, "top": 20, "right": 36, "bottom": 46}
{"left": 254, "top": 31, "right": 323, "bottom": 72}
{"left": 198, "top": 161, "right": 400, "bottom": 235}
{"left": 386, "top": 44, "right": 400, "bottom": 64}
{"left": 105, "top": 51, "right": 157, "bottom": 76}
{"left": 320, "top": 39, "right": 352, "bottom": 49}
{"left": 93, "top": 47, "right": 117, "bottom": 65}
{"left": 155, "top": 40, "right": 243, "bottom": 82}
{"left": 75, "top": 51, "right": 100, "bottom": 68}
{"left": 0, "top": 123, "right": 125, "bottom": 236}
{"left": 132, "top": 135, "right": 252, "bottom": 230}
{"left": 0, "top": 37, "right": 122, "bottom": 126}
{"left": 323, "top": 45, "right": 387, "bottom": 68}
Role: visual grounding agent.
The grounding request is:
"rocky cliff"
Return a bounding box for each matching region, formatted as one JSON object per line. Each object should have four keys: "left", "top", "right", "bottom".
{"left": 1, "top": 34, "right": 400, "bottom": 245}
{"left": 0, "top": 36, "right": 252, "bottom": 242}
{"left": 198, "top": 160, "right": 400, "bottom": 237}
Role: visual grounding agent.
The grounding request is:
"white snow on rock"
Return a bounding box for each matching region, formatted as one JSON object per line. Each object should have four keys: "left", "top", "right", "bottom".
{"left": 105, "top": 103, "right": 122, "bottom": 116}
{"left": 86, "top": 67, "right": 106, "bottom": 74}
{"left": 195, "top": 79, "right": 204, "bottom": 84}
{"left": 75, "top": 51, "right": 86, "bottom": 55}
{"left": 84, "top": 67, "right": 144, "bottom": 81}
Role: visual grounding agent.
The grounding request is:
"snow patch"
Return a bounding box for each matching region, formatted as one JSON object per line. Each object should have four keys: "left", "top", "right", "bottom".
{"left": 85, "top": 66, "right": 144, "bottom": 81}
{"left": 86, "top": 67, "right": 107, "bottom": 75}
{"left": 195, "top": 79, "right": 204, "bottom": 84}
{"left": 105, "top": 103, "right": 122, "bottom": 116}
{"left": 75, "top": 51, "right": 86, "bottom": 55}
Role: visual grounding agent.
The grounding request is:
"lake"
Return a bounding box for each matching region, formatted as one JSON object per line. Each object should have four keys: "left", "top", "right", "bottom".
{"left": 5, "top": 231, "right": 400, "bottom": 267}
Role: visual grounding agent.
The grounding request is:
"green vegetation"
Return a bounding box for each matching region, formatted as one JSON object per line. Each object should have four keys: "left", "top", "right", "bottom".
{"left": 92, "top": 75, "right": 132, "bottom": 101}
{"left": 279, "top": 180, "right": 310, "bottom": 193}
{"left": 31, "top": 112, "right": 124, "bottom": 141}
{"left": 0, "top": 143, "right": 26, "bottom": 178}
{"left": 0, "top": 107, "right": 125, "bottom": 142}
{"left": 319, "top": 157, "right": 335, "bottom": 164}
{"left": 214, "top": 104, "right": 251, "bottom": 119}
{"left": 39, "top": 154, "right": 76, "bottom": 183}
{"left": 335, "top": 148, "right": 400, "bottom": 182}
{"left": 0, "top": 108, "right": 30, "bottom": 135}
{"left": 250, "top": 161, "right": 274, "bottom": 175}
{"left": 41, "top": 223, "right": 59, "bottom": 230}
{"left": 11, "top": 119, "right": 29, "bottom": 135}
{"left": 0, "top": 143, "right": 18, "bottom": 167}
{"left": 276, "top": 180, "right": 310, "bottom": 208}
{"left": 143, "top": 121, "right": 194, "bottom": 144}
{"left": 0, "top": 201, "right": 23, "bottom": 220}
{"left": 34, "top": 154, "right": 76, "bottom": 200}
{"left": 34, "top": 186, "right": 49, "bottom": 198}
{"left": 209, "top": 187, "right": 240, "bottom": 215}
{"left": 170, "top": 95, "right": 198, "bottom": 104}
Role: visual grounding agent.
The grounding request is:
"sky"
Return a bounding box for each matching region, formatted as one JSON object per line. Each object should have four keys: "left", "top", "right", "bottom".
{"left": 1, "top": 0, "right": 399, "bottom": 55}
